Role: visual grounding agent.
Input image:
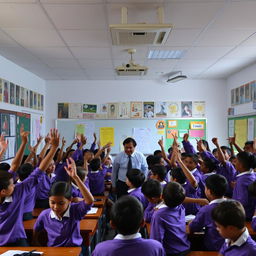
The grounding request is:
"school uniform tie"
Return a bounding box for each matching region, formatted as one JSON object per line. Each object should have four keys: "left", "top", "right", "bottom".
{"left": 127, "top": 155, "right": 132, "bottom": 173}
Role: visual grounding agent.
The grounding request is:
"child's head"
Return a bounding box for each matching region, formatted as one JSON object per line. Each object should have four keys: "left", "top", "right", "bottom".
{"left": 153, "top": 150, "right": 162, "bottom": 157}
{"left": 105, "top": 155, "right": 112, "bottom": 166}
{"left": 76, "top": 167, "right": 87, "bottom": 182}
{"left": 200, "top": 158, "right": 217, "bottom": 174}
{"left": 205, "top": 174, "right": 227, "bottom": 200}
{"left": 151, "top": 155, "right": 165, "bottom": 166}
{"left": 235, "top": 152, "right": 256, "bottom": 172}
{"left": 0, "top": 171, "right": 14, "bottom": 198}
{"left": 46, "top": 160, "right": 55, "bottom": 175}
{"left": 212, "top": 200, "right": 246, "bottom": 240}
{"left": 141, "top": 179, "right": 161, "bottom": 204}
{"left": 83, "top": 149, "right": 94, "bottom": 162}
{"left": 93, "top": 149, "right": 105, "bottom": 161}
{"left": 126, "top": 168, "right": 145, "bottom": 189}
{"left": 49, "top": 181, "right": 72, "bottom": 216}
{"left": 171, "top": 167, "right": 186, "bottom": 184}
{"left": 17, "top": 163, "right": 34, "bottom": 181}
{"left": 183, "top": 153, "right": 198, "bottom": 171}
{"left": 65, "top": 149, "right": 75, "bottom": 159}
{"left": 220, "top": 146, "right": 231, "bottom": 161}
{"left": 146, "top": 155, "right": 154, "bottom": 170}
{"left": 0, "top": 162, "right": 11, "bottom": 172}
{"left": 229, "top": 155, "right": 236, "bottom": 167}
{"left": 89, "top": 158, "right": 101, "bottom": 172}
{"left": 212, "top": 148, "right": 218, "bottom": 158}
{"left": 111, "top": 195, "right": 144, "bottom": 235}
{"left": 151, "top": 164, "right": 166, "bottom": 182}
{"left": 244, "top": 141, "right": 253, "bottom": 153}
{"left": 163, "top": 182, "right": 185, "bottom": 208}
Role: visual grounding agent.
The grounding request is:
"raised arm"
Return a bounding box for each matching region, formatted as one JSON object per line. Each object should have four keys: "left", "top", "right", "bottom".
{"left": 212, "top": 137, "right": 226, "bottom": 164}
{"left": 229, "top": 133, "right": 243, "bottom": 153}
{"left": 94, "top": 142, "right": 111, "bottom": 159}
{"left": 11, "top": 128, "right": 29, "bottom": 172}
{"left": 65, "top": 157, "right": 94, "bottom": 205}
{"left": 102, "top": 146, "right": 111, "bottom": 165}
{"left": 25, "top": 136, "right": 43, "bottom": 166}
{"left": 56, "top": 137, "right": 66, "bottom": 164}
{"left": 90, "top": 133, "right": 97, "bottom": 151}
{"left": 0, "top": 134, "right": 8, "bottom": 161}
{"left": 39, "top": 129, "right": 60, "bottom": 172}
{"left": 182, "top": 133, "right": 196, "bottom": 154}
{"left": 38, "top": 134, "right": 50, "bottom": 162}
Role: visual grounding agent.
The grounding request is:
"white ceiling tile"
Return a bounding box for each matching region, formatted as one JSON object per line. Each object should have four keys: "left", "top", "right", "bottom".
{"left": 165, "top": 29, "right": 201, "bottom": 46}
{"left": 0, "top": 3, "right": 53, "bottom": 29}
{"left": 107, "top": 0, "right": 164, "bottom": 3}
{"left": 0, "top": 0, "right": 37, "bottom": 2}
{"left": 226, "top": 47, "right": 256, "bottom": 59}
{"left": 41, "top": 0, "right": 103, "bottom": 3}
{"left": 164, "top": 2, "right": 225, "bottom": 29}
{"left": 211, "top": 1, "right": 256, "bottom": 29}
{"left": 196, "top": 29, "right": 256, "bottom": 47}
{"left": 51, "top": 68, "right": 88, "bottom": 78}
{"left": 0, "top": 46, "right": 40, "bottom": 61}
{"left": 0, "top": 30, "right": 19, "bottom": 46}
{"left": 42, "top": 58, "right": 81, "bottom": 68}
{"left": 78, "top": 59, "right": 113, "bottom": 69}
{"left": 175, "top": 59, "right": 215, "bottom": 69}
{"left": 60, "top": 30, "right": 110, "bottom": 47}
{"left": 184, "top": 46, "right": 232, "bottom": 60}
{"left": 3, "top": 28, "right": 65, "bottom": 47}
{"left": 112, "top": 46, "right": 149, "bottom": 59}
{"left": 43, "top": 4, "right": 107, "bottom": 29}
{"left": 70, "top": 47, "right": 112, "bottom": 59}
{"left": 86, "top": 68, "right": 115, "bottom": 76}
{"left": 28, "top": 47, "right": 73, "bottom": 59}
{"left": 113, "top": 58, "right": 145, "bottom": 66}
{"left": 240, "top": 33, "right": 256, "bottom": 47}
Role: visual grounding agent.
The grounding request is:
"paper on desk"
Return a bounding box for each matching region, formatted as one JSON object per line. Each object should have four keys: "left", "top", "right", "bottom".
{"left": 0, "top": 250, "right": 43, "bottom": 256}
{"left": 185, "top": 214, "right": 195, "bottom": 223}
{"left": 87, "top": 207, "right": 98, "bottom": 215}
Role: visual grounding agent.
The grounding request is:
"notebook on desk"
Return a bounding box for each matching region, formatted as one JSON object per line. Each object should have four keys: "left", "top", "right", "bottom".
{"left": 0, "top": 250, "right": 43, "bottom": 256}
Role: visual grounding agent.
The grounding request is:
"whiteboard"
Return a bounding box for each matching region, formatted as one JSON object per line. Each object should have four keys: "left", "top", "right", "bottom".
{"left": 55, "top": 119, "right": 164, "bottom": 154}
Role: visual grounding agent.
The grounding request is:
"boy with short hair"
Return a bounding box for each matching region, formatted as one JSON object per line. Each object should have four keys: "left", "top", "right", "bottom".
{"left": 150, "top": 164, "right": 167, "bottom": 188}
{"left": 212, "top": 200, "right": 256, "bottom": 255}
{"left": 92, "top": 196, "right": 165, "bottom": 256}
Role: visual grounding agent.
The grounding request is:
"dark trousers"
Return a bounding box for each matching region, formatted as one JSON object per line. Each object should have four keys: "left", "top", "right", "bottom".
{"left": 116, "top": 180, "right": 129, "bottom": 199}
{"left": 5, "top": 238, "right": 29, "bottom": 247}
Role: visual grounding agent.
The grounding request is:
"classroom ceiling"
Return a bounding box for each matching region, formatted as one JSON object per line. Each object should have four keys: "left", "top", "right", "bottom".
{"left": 0, "top": 0, "right": 256, "bottom": 80}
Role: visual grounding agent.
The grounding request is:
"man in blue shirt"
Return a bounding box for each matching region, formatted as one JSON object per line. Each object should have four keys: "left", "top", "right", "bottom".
{"left": 112, "top": 138, "right": 148, "bottom": 198}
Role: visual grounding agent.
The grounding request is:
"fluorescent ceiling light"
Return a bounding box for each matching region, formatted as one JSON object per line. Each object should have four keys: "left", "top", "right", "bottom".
{"left": 148, "top": 50, "right": 185, "bottom": 59}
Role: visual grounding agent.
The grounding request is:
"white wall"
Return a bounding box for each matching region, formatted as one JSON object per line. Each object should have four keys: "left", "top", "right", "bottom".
{"left": 227, "top": 63, "right": 256, "bottom": 116}
{"left": 45, "top": 79, "right": 227, "bottom": 147}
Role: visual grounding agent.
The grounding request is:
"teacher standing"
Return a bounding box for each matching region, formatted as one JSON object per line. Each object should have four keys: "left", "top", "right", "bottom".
{"left": 112, "top": 137, "right": 148, "bottom": 198}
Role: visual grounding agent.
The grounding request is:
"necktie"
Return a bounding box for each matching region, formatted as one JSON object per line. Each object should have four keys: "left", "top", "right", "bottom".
{"left": 127, "top": 155, "right": 132, "bottom": 173}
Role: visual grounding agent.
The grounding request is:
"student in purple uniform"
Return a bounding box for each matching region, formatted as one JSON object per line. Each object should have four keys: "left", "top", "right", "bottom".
{"left": 150, "top": 182, "right": 190, "bottom": 256}
{"left": 102, "top": 147, "right": 113, "bottom": 182}
{"left": 229, "top": 134, "right": 254, "bottom": 154}
{"left": 248, "top": 181, "right": 256, "bottom": 231}
{"left": 34, "top": 157, "right": 94, "bottom": 247}
{"left": 200, "top": 157, "right": 217, "bottom": 183}
{"left": 232, "top": 151, "right": 256, "bottom": 220}
{"left": 189, "top": 174, "right": 228, "bottom": 251}
{"left": 150, "top": 164, "right": 167, "bottom": 188}
{"left": 212, "top": 200, "right": 256, "bottom": 256}
{"left": 126, "top": 168, "right": 148, "bottom": 209}
{"left": 0, "top": 129, "right": 60, "bottom": 246}
{"left": 141, "top": 179, "right": 162, "bottom": 223}
{"left": 92, "top": 196, "right": 165, "bottom": 256}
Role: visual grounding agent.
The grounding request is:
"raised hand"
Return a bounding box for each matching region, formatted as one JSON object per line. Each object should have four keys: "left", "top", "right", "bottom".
{"left": 197, "top": 139, "right": 206, "bottom": 152}
{"left": 158, "top": 138, "right": 164, "bottom": 147}
{"left": 212, "top": 137, "right": 219, "bottom": 146}
{"left": 64, "top": 157, "right": 78, "bottom": 179}
{"left": 21, "top": 128, "right": 30, "bottom": 144}
{"left": 0, "top": 134, "right": 8, "bottom": 151}
{"left": 45, "top": 133, "right": 50, "bottom": 144}
{"left": 62, "top": 137, "right": 66, "bottom": 146}
{"left": 37, "top": 135, "right": 43, "bottom": 145}
{"left": 49, "top": 129, "right": 60, "bottom": 148}
{"left": 183, "top": 133, "right": 189, "bottom": 142}
{"left": 80, "top": 134, "right": 87, "bottom": 145}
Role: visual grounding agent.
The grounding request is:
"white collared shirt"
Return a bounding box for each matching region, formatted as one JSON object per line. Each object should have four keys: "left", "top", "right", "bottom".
{"left": 226, "top": 228, "right": 249, "bottom": 247}
{"left": 160, "top": 181, "right": 167, "bottom": 185}
{"left": 209, "top": 198, "right": 226, "bottom": 205}
{"left": 90, "top": 170, "right": 100, "bottom": 173}
{"left": 2, "top": 196, "right": 13, "bottom": 204}
{"left": 191, "top": 168, "right": 198, "bottom": 174}
{"left": 154, "top": 201, "right": 167, "bottom": 210}
{"left": 50, "top": 204, "right": 70, "bottom": 221}
{"left": 127, "top": 188, "right": 136, "bottom": 194}
{"left": 204, "top": 171, "right": 216, "bottom": 177}
{"left": 72, "top": 182, "right": 79, "bottom": 190}
{"left": 236, "top": 170, "right": 254, "bottom": 177}
{"left": 114, "top": 233, "right": 141, "bottom": 240}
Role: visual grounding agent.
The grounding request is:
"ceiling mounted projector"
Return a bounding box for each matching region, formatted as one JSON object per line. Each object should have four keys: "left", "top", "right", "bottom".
{"left": 167, "top": 72, "right": 187, "bottom": 83}
{"left": 115, "top": 49, "right": 148, "bottom": 76}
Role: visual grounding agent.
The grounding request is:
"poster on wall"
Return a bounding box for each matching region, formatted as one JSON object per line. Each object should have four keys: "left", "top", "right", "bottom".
{"left": 96, "top": 103, "right": 108, "bottom": 119}
{"left": 118, "top": 102, "right": 130, "bottom": 119}
{"left": 239, "top": 85, "right": 245, "bottom": 104}
{"left": 29, "top": 90, "right": 33, "bottom": 108}
{"left": 1, "top": 114, "right": 10, "bottom": 136}
{"left": 107, "top": 103, "right": 118, "bottom": 119}
{"left": 0, "top": 79, "right": 3, "bottom": 102}
{"left": 244, "top": 83, "right": 251, "bottom": 103}
{"left": 181, "top": 101, "right": 192, "bottom": 117}
{"left": 69, "top": 103, "right": 82, "bottom": 119}
{"left": 33, "top": 92, "right": 37, "bottom": 110}
{"left": 193, "top": 101, "right": 205, "bottom": 117}
{"left": 41, "top": 95, "right": 44, "bottom": 111}
{"left": 58, "top": 103, "right": 69, "bottom": 118}
{"left": 10, "top": 83, "right": 15, "bottom": 104}
{"left": 251, "top": 81, "right": 256, "bottom": 101}
{"left": 143, "top": 102, "right": 155, "bottom": 118}
{"left": 3, "top": 80, "right": 9, "bottom": 103}
{"left": 155, "top": 102, "right": 167, "bottom": 118}
{"left": 130, "top": 102, "right": 143, "bottom": 118}
{"left": 167, "top": 102, "right": 180, "bottom": 118}
{"left": 235, "top": 87, "right": 239, "bottom": 105}
{"left": 20, "top": 87, "right": 25, "bottom": 107}
{"left": 231, "top": 89, "right": 235, "bottom": 106}
{"left": 16, "top": 85, "right": 20, "bottom": 106}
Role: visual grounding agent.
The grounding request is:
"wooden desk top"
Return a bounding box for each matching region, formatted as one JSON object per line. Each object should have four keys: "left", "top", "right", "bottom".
{"left": 0, "top": 247, "right": 81, "bottom": 256}
{"left": 188, "top": 252, "right": 218, "bottom": 256}
{"left": 93, "top": 196, "right": 107, "bottom": 208}
{"left": 84, "top": 207, "right": 103, "bottom": 219}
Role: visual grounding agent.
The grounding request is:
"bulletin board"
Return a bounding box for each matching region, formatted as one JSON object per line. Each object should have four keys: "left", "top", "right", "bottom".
{"left": 56, "top": 118, "right": 207, "bottom": 155}
{"left": 0, "top": 109, "right": 31, "bottom": 160}
{"left": 228, "top": 114, "right": 256, "bottom": 148}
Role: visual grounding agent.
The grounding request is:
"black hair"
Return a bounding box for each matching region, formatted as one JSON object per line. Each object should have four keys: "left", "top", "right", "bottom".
{"left": 93, "top": 149, "right": 105, "bottom": 160}
{"left": 75, "top": 160, "right": 84, "bottom": 167}
{"left": 126, "top": 168, "right": 145, "bottom": 188}
{"left": 83, "top": 149, "right": 93, "bottom": 156}
{"left": 245, "top": 141, "right": 253, "bottom": 146}
{"left": 203, "top": 158, "right": 217, "bottom": 172}
{"left": 0, "top": 162, "right": 11, "bottom": 172}
{"left": 229, "top": 156, "right": 236, "bottom": 162}
{"left": 111, "top": 195, "right": 143, "bottom": 235}
{"left": 49, "top": 181, "right": 72, "bottom": 200}
{"left": 17, "top": 163, "right": 34, "bottom": 181}
{"left": 64, "top": 149, "right": 75, "bottom": 160}
{"left": 205, "top": 174, "right": 227, "bottom": 197}
{"left": 184, "top": 153, "right": 199, "bottom": 164}
{"left": 123, "top": 137, "right": 137, "bottom": 147}
{"left": 171, "top": 167, "right": 186, "bottom": 184}
{"left": 76, "top": 167, "right": 86, "bottom": 181}
{"left": 0, "top": 171, "right": 13, "bottom": 190}
{"left": 168, "top": 147, "right": 172, "bottom": 154}
{"left": 220, "top": 146, "right": 231, "bottom": 157}
{"left": 211, "top": 200, "right": 245, "bottom": 229}
{"left": 163, "top": 182, "right": 185, "bottom": 208}
{"left": 248, "top": 181, "right": 256, "bottom": 197}
{"left": 151, "top": 155, "right": 163, "bottom": 166}
{"left": 202, "top": 140, "right": 210, "bottom": 152}
{"left": 141, "top": 179, "right": 161, "bottom": 198}
{"left": 46, "top": 148, "right": 60, "bottom": 162}
{"left": 237, "top": 152, "right": 256, "bottom": 170}
{"left": 212, "top": 148, "right": 217, "bottom": 155}
{"left": 153, "top": 150, "right": 162, "bottom": 156}
{"left": 89, "top": 158, "right": 101, "bottom": 172}
{"left": 151, "top": 164, "right": 166, "bottom": 181}
{"left": 146, "top": 155, "right": 154, "bottom": 170}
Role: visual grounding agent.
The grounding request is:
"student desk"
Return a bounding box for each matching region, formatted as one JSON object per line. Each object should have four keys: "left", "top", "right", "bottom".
{"left": 0, "top": 247, "right": 81, "bottom": 256}
{"left": 93, "top": 196, "right": 107, "bottom": 208}
{"left": 84, "top": 207, "right": 103, "bottom": 219}
{"left": 188, "top": 252, "right": 218, "bottom": 256}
